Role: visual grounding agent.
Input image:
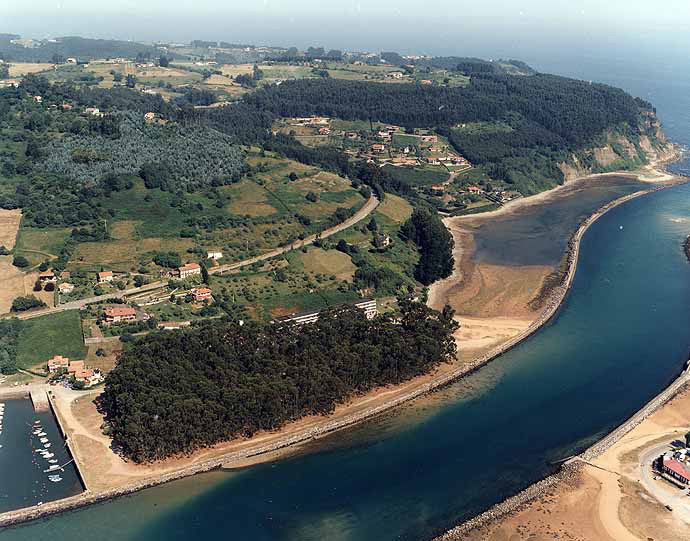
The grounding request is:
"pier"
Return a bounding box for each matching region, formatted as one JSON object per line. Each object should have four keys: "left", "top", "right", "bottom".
{"left": 29, "top": 388, "right": 49, "bottom": 412}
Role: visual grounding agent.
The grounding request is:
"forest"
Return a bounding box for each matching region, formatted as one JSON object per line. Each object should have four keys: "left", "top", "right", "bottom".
{"left": 97, "top": 300, "right": 458, "bottom": 462}
{"left": 39, "top": 112, "right": 246, "bottom": 191}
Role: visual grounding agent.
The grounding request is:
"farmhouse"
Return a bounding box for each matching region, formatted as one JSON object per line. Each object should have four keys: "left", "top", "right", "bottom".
{"left": 103, "top": 306, "right": 137, "bottom": 324}
{"left": 97, "top": 271, "right": 114, "bottom": 283}
{"left": 177, "top": 263, "right": 202, "bottom": 279}
{"left": 84, "top": 107, "right": 103, "bottom": 117}
{"left": 371, "top": 144, "right": 385, "bottom": 153}
{"left": 58, "top": 283, "right": 75, "bottom": 294}
{"left": 467, "top": 185, "right": 482, "bottom": 194}
{"left": 207, "top": 251, "right": 223, "bottom": 260}
{"left": 47, "top": 355, "right": 70, "bottom": 373}
{"left": 191, "top": 287, "right": 212, "bottom": 302}
{"left": 39, "top": 270, "right": 57, "bottom": 283}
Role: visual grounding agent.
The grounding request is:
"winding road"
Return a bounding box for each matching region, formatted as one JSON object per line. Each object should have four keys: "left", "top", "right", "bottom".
{"left": 11, "top": 194, "right": 380, "bottom": 320}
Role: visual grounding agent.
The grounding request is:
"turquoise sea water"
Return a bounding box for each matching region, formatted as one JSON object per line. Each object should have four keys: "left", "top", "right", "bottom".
{"left": 4, "top": 60, "right": 690, "bottom": 540}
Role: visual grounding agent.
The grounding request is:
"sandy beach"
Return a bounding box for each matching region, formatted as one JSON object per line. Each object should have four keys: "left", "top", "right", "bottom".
{"left": 461, "top": 384, "right": 690, "bottom": 541}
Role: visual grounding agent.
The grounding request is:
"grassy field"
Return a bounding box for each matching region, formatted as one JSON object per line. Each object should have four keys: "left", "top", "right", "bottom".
{"left": 15, "top": 227, "right": 71, "bottom": 257}
{"left": 376, "top": 194, "right": 413, "bottom": 223}
{"left": 8, "top": 63, "right": 54, "bottom": 77}
{"left": 17, "top": 310, "right": 87, "bottom": 370}
{"left": 382, "top": 165, "right": 450, "bottom": 187}
{"left": 293, "top": 248, "right": 356, "bottom": 280}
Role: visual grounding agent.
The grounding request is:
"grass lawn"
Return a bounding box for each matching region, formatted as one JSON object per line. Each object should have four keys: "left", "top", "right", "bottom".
{"left": 17, "top": 310, "right": 87, "bottom": 369}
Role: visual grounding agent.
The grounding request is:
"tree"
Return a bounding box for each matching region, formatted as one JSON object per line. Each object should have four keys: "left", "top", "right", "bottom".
{"left": 12, "top": 255, "right": 29, "bottom": 268}
{"left": 11, "top": 295, "right": 46, "bottom": 312}
{"left": 367, "top": 217, "right": 378, "bottom": 232}
{"left": 305, "top": 191, "right": 318, "bottom": 203}
{"left": 159, "top": 56, "right": 169, "bottom": 68}
{"left": 0, "top": 246, "right": 9, "bottom": 255}
{"left": 201, "top": 264, "right": 209, "bottom": 284}
{"left": 685, "top": 431, "right": 690, "bottom": 448}
{"left": 0, "top": 64, "right": 9, "bottom": 80}
{"left": 288, "top": 172, "right": 298, "bottom": 181}
{"left": 125, "top": 74, "right": 137, "bottom": 88}
{"left": 112, "top": 71, "right": 123, "bottom": 83}
{"left": 38, "top": 261, "right": 49, "bottom": 272}
{"left": 400, "top": 209, "right": 455, "bottom": 285}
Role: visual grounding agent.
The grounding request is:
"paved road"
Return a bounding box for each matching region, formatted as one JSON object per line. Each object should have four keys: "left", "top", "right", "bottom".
{"left": 11, "top": 195, "right": 380, "bottom": 320}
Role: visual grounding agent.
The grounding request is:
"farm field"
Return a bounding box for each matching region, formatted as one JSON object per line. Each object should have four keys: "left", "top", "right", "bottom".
{"left": 7, "top": 62, "right": 54, "bottom": 77}
{"left": 16, "top": 310, "right": 87, "bottom": 370}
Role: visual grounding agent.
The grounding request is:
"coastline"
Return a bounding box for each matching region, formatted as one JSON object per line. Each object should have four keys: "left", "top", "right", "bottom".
{"left": 0, "top": 162, "right": 684, "bottom": 529}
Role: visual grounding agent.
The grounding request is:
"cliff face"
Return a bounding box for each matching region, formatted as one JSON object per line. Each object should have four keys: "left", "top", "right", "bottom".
{"left": 558, "top": 113, "right": 674, "bottom": 182}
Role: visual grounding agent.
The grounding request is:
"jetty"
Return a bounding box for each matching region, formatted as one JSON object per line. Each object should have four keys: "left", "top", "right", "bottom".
{"left": 29, "top": 389, "right": 49, "bottom": 412}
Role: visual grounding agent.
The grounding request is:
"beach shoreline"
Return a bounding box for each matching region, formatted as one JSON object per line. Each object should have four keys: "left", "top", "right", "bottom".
{"left": 0, "top": 157, "right": 684, "bottom": 529}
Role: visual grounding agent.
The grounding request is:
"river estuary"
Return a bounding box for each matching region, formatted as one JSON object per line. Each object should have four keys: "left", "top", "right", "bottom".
{"left": 1, "top": 177, "right": 690, "bottom": 539}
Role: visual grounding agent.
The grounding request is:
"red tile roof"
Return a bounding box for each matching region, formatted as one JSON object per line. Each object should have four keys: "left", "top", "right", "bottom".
{"left": 663, "top": 458, "right": 690, "bottom": 480}
{"left": 104, "top": 306, "right": 136, "bottom": 317}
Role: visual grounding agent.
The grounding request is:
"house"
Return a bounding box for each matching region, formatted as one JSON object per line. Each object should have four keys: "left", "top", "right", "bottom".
{"left": 373, "top": 233, "right": 392, "bottom": 249}
{"left": 191, "top": 287, "right": 212, "bottom": 302}
{"left": 33, "top": 96, "right": 42, "bottom": 103}
{"left": 84, "top": 107, "right": 102, "bottom": 116}
{"left": 158, "top": 321, "right": 192, "bottom": 331}
{"left": 467, "top": 185, "right": 482, "bottom": 194}
{"left": 103, "top": 306, "right": 137, "bottom": 324}
{"left": 61, "top": 103, "right": 73, "bottom": 110}
{"left": 389, "top": 71, "right": 404, "bottom": 79}
{"left": 74, "top": 368, "right": 103, "bottom": 387}
{"left": 207, "top": 251, "right": 223, "bottom": 260}
{"left": 276, "top": 299, "right": 378, "bottom": 326}
{"left": 420, "top": 79, "right": 433, "bottom": 85}
{"left": 421, "top": 135, "right": 437, "bottom": 143}
{"left": 144, "top": 112, "right": 156, "bottom": 122}
{"left": 39, "top": 270, "right": 57, "bottom": 283}
{"left": 67, "top": 58, "right": 77, "bottom": 64}
{"left": 67, "top": 360, "right": 85, "bottom": 375}
{"left": 371, "top": 144, "right": 385, "bottom": 153}
{"left": 660, "top": 455, "right": 690, "bottom": 484}
{"left": 47, "top": 355, "right": 70, "bottom": 373}
{"left": 177, "top": 263, "right": 201, "bottom": 279}
{"left": 318, "top": 127, "right": 331, "bottom": 135}
{"left": 97, "top": 271, "right": 114, "bottom": 283}
{"left": 58, "top": 283, "right": 75, "bottom": 294}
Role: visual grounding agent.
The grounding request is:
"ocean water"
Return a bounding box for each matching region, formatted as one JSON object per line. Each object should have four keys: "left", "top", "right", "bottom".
{"left": 3, "top": 56, "right": 690, "bottom": 540}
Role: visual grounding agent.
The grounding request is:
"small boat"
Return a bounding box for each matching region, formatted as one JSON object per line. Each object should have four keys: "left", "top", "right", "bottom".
{"left": 48, "top": 476, "right": 62, "bottom": 483}
{"left": 48, "top": 459, "right": 58, "bottom": 464}
{"left": 33, "top": 430, "right": 41, "bottom": 435}
{"left": 40, "top": 438, "right": 48, "bottom": 443}
{"left": 33, "top": 420, "right": 40, "bottom": 425}
{"left": 37, "top": 432, "right": 46, "bottom": 437}
{"left": 42, "top": 452, "right": 54, "bottom": 458}
{"left": 43, "top": 465, "right": 61, "bottom": 472}
{"left": 43, "top": 443, "right": 51, "bottom": 448}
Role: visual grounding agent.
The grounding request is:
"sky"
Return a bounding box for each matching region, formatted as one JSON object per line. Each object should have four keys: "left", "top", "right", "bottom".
{"left": 3, "top": 0, "right": 690, "bottom": 69}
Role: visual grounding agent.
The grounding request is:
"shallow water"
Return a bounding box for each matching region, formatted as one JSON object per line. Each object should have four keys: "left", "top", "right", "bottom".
{"left": 472, "top": 175, "right": 647, "bottom": 267}
{"left": 2, "top": 180, "right": 690, "bottom": 540}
